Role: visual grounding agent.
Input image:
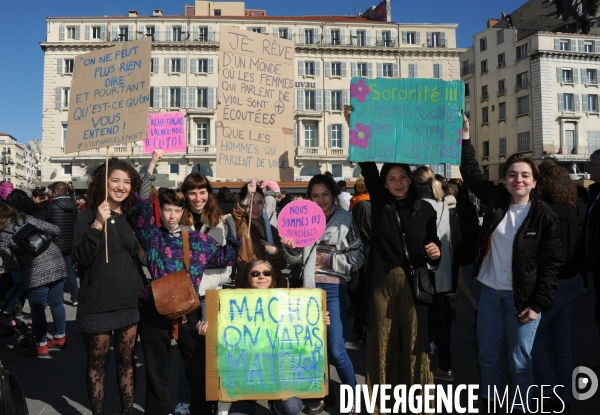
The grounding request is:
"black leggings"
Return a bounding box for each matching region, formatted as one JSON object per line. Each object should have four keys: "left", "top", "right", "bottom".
{"left": 82, "top": 323, "right": 138, "bottom": 415}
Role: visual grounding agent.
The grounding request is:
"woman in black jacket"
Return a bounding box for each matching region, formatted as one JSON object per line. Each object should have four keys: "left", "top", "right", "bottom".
{"left": 532, "top": 162, "right": 584, "bottom": 411}
{"left": 360, "top": 161, "right": 441, "bottom": 415}
{"left": 460, "top": 117, "right": 561, "bottom": 410}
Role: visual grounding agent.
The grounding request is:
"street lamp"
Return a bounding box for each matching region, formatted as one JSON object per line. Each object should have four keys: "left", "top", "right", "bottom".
{"left": 1, "top": 150, "right": 15, "bottom": 182}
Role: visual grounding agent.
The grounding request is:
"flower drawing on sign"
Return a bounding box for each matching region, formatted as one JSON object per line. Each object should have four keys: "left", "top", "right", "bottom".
{"left": 349, "top": 122, "right": 372, "bottom": 149}
{"left": 351, "top": 79, "right": 371, "bottom": 103}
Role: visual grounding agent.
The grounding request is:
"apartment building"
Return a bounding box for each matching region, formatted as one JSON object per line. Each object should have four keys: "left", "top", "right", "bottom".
{"left": 41, "top": 0, "right": 464, "bottom": 182}
{"left": 0, "top": 133, "right": 42, "bottom": 189}
{"left": 461, "top": 19, "right": 600, "bottom": 181}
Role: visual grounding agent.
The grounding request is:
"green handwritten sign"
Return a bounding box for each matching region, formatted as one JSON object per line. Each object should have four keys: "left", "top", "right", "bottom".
{"left": 348, "top": 77, "right": 465, "bottom": 165}
{"left": 206, "top": 289, "right": 328, "bottom": 402}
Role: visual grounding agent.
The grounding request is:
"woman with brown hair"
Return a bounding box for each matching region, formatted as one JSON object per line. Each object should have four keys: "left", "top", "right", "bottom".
{"left": 73, "top": 159, "right": 143, "bottom": 415}
{"left": 532, "top": 161, "right": 584, "bottom": 411}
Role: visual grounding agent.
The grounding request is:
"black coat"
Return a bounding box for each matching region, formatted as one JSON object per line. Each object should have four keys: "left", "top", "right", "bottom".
{"left": 548, "top": 203, "right": 582, "bottom": 281}
{"left": 45, "top": 196, "right": 78, "bottom": 256}
{"left": 460, "top": 140, "right": 561, "bottom": 314}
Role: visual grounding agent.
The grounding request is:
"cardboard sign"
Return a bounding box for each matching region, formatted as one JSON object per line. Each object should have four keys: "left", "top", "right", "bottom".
{"left": 217, "top": 26, "right": 295, "bottom": 180}
{"left": 278, "top": 200, "right": 326, "bottom": 248}
{"left": 206, "top": 289, "right": 329, "bottom": 402}
{"left": 348, "top": 77, "right": 465, "bottom": 165}
{"left": 65, "top": 37, "right": 152, "bottom": 153}
{"left": 143, "top": 112, "right": 186, "bottom": 153}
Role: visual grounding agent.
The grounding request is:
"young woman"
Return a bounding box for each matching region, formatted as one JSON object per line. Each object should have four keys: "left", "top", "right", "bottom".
{"left": 281, "top": 174, "right": 364, "bottom": 414}
{"left": 233, "top": 180, "right": 287, "bottom": 283}
{"left": 532, "top": 161, "right": 584, "bottom": 411}
{"left": 73, "top": 159, "right": 144, "bottom": 415}
{"left": 197, "top": 259, "right": 330, "bottom": 415}
{"left": 460, "top": 116, "right": 561, "bottom": 409}
{"left": 133, "top": 154, "right": 241, "bottom": 415}
{"left": 359, "top": 161, "right": 441, "bottom": 415}
{"left": 0, "top": 203, "right": 66, "bottom": 357}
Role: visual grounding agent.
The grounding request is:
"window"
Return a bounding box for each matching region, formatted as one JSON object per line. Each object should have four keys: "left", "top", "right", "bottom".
{"left": 465, "top": 83, "right": 470, "bottom": 97}
{"left": 63, "top": 164, "right": 72, "bottom": 175}
{"left": 251, "top": 27, "right": 262, "bottom": 33}
{"left": 499, "top": 137, "right": 507, "bottom": 155}
{"left": 517, "top": 96, "right": 529, "bottom": 115}
{"left": 382, "top": 64, "right": 393, "bottom": 77}
{"left": 332, "top": 164, "right": 342, "bottom": 177}
{"left": 565, "top": 130, "right": 575, "bottom": 154}
{"left": 482, "top": 107, "right": 489, "bottom": 124}
{"left": 588, "top": 131, "right": 600, "bottom": 152}
{"left": 304, "top": 90, "right": 316, "bottom": 110}
{"left": 304, "top": 61, "right": 315, "bottom": 76}
{"left": 171, "top": 59, "right": 182, "bottom": 73}
{"left": 405, "top": 32, "right": 417, "bottom": 44}
{"left": 481, "top": 60, "right": 488, "bottom": 74}
{"left": 483, "top": 165, "right": 489, "bottom": 180}
{"left": 563, "top": 93, "right": 574, "bottom": 111}
{"left": 149, "top": 87, "right": 155, "bottom": 108}
{"left": 173, "top": 26, "right": 184, "bottom": 41}
{"left": 516, "top": 44, "right": 528, "bottom": 61}
{"left": 118, "top": 26, "right": 128, "bottom": 42}
{"left": 587, "top": 95, "right": 599, "bottom": 112}
{"left": 356, "top": 30, "right": 366, "bottom": 46}
{"left": 517, "top": 132, "right": 531, "bottom": 152}
{"left": 62, "top": 88, "right": 70, "bottom": 108}
{"left": 433, "top": 64, "right": 442, "bottom": 79}
{"left": 64, "top": 59, "right": 74, "bottom": 74}
{"left": 198, "top": 59, "right": 210, "bottom": 73}
{"left": 430, "top": 32, "right": 445, "bottom": 47}
{"left": 331, "top": 62, "right": 342, "bottom": 77}
{"left": 499, "top": 102, "right": 506, "bottom": 120}
{"left": 170, "top": 164, "right": 180, "bottom": 174}
{"left": 357, "top": 63, "right": 368, "bottom": 77}
{"left": 304, "top": 29, "right": 315, "bottom": 45}
{"left": 92, "top": 26, "right": 102, "bottom": 39}
{"left": 67, "top": 26, "right": 77, "bottom": 40}
{"left": 330, "top": 91, "right": 342, "bottom": 111}
{"left": 480, "top": 37, "right": 487, "bottom": 51}
{"left": 497, "top": 30, "right": 504, "bottom": 44}
{"left": 516, "top": 72, "right": 529, "bottom": 89}
{"left": 381, "top": 31, "right": 392, "bottom": 46}
{"left": 483, "top": 141, "right": 490, "bottom": 157}
{"left": 197, "top": 88, "right": 209, "bottom": 108}
{"left": 304, "top": 124, "right": 316, "bottom": 147}
{"left": 408, "top": 63, "right": 418, "bottom": 78}
{"left": 330, "top": 124, "right": 343, "bottom": 148}
{"left": 586, "top": 69, "right": 597, "bottom": 84}
{"left": 481, "top": 85, "right": 488, "bottom": 100}
{"left": 196, "top": 26, "right": 209, "bottom": 41}
{"left": 584, "top": 42, "right": 593, "bottom": 53}
{"left": 560, "top": 40, "right": 569, "bottom": 51}
{"left": 196, "top": 122, "right": 209, "bottom": 145}
{"left": 169, "top": 88, "right": 181, "bottom": 108}
{"left": 562, "top": 68, "right": 573, "bottom": 83}
{"left": 214, "top": 9, "right": 221, "bottom": 16}
{"left": 498, "top": 79, "right": 506, "bottom": 95}
{"left": 278, "top": 28, "right": 289, "bottom": 39}
{"left": 497, "top": 53, "right": 505, "bottom": 67}
{"left": 145, "top": 26, "right": 155, "bottom": 40}
{"left": 62, "top": 123, "right": 68, "bottom": 147}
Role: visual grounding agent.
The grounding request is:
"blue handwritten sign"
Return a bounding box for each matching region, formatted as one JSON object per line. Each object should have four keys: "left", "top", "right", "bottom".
{"left": 348, "top": 77, "right": 465, "bottom": 165}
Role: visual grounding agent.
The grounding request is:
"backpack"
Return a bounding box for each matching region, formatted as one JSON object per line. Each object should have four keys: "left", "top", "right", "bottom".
{"left": 0, "top": 362, "right": 28, "bottom": 415}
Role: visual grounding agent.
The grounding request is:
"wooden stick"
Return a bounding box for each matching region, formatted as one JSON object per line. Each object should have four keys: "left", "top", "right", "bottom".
{"left": 246, "top": 191, "right": 254, "bottom": 239}
{"left": 105, "top": 147, "right": 109, "bottom": 263}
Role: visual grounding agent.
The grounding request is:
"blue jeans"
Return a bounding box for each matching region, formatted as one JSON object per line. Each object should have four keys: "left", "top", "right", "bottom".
{"left": 28, "top": 279, "right": 66, "bottom": 345}
{"left": 532, "top": 275, "right": 584, "bottom": 403}
{"left": 229, "top": 398, "right": 303, "bottom": 415}
{"left": 64, "top": 255, "right": 79, "bottom": 303}
{"left": 316, "top": 283, "right": 356, "bottom": 389}
{"left": 478, "top": 285, "right": 540, "bottom": 409}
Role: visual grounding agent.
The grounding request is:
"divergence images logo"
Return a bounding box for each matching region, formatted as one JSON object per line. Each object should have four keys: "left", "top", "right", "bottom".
{"left": 573, "top": 366, "right": 598, "bottom": 401}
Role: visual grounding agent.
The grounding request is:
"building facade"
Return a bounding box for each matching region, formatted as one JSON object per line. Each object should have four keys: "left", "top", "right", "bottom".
{"left": 0, "top": 133, "right": 42, "bottom": 189}
{"left": 461, "top": 20, "right": 600, "bottom": 181}
{"left": 41, "top": 0, "right": 464, "bottom": 183}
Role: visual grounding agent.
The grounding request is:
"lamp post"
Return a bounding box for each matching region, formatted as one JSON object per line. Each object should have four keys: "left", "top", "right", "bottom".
{"left": 1, "top": 150, "right": 15, "bottom": 182}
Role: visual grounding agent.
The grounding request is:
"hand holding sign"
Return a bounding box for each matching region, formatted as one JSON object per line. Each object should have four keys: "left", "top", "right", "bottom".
{"left": 278, "top": 200, "right": 326, "bottom": 248}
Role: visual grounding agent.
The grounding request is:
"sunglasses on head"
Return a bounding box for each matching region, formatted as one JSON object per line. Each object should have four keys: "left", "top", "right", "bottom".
{"left": 250, "top": 270, "right": 273, "bottom": 278}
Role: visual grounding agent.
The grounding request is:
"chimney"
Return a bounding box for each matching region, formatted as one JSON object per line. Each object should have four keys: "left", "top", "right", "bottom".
{"left": 128, "top": 10, "right": 138, "bottom": 17}
{"left": 152, "top": 9, "right": 163, "bottom": 17}
{"left": 487, "top": 18, "right": 499, "bottom": 28}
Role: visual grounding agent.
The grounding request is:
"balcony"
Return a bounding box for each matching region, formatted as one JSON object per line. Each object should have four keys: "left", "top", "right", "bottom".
{"left": 188, "top": 146, "right": 216, "bottom": 156}
{"left": 296, "top": 147, "right": 326, "bottom": 159}
{"left": 376, "top": 39, "right": 397, "bottom": 48}
{"left": 69, "top": 31, "right": 221, "bottom": 44}
{"left": 460, "top": 63, "right": 475, "bottom": 77}
{"left": 326, "top": 148, "right": 348, "bottom": 158}
{"left": 480, "top": 93, "right": 489, "bottom": 102}
{"left": 515, "top": 80, "right": 530, "bottom": 90}
{"left": 497, "top": 89, "right": 506, "bottom": 97}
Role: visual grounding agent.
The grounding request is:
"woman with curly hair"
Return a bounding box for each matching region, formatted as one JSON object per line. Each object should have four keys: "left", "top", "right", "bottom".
{"left": 73, "top": 159, "right": 143, "bottom": 415}
{"left": 532, "top": 161, "right": 583, "bottom": 411}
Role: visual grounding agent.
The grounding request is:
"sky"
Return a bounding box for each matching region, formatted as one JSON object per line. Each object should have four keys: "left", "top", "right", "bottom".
{"left": 0, "top": 0, "right": 527, "bottom": 143}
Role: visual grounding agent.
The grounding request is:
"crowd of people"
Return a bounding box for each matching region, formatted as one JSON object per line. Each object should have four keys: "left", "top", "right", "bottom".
{"left": 1, "top": 114, "right": 600, "bottom": 414}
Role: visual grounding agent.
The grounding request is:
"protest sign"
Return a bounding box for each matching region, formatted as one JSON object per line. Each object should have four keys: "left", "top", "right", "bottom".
{"left": 278, "top": 200, "right": 326, "bottom": 248}
{"left": 348, "top": 77, "right": 465, "bottom": 165}
{"left": 65, "top": 37, "right": 152, "bottom": 154}
{"left": 143, "top": 112, "right": 186, "bottom": 153}
{"left": 217, "top": 26, "right": 295, "bottom": 180}
{"left": 206, "top": 289, "right": 329, "bottom": 402}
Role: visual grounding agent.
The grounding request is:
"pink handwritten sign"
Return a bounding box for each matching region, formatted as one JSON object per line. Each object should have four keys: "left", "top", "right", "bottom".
{"left": 143, "top": 112, "right": 186, "bottom": 153}
{"left": 278, "top": 200, "right": 326, "bottom": 248}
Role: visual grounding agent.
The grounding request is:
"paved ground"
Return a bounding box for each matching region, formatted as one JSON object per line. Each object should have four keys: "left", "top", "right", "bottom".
{"left": 2, "top": 272, "right": 600, "bottom": 414}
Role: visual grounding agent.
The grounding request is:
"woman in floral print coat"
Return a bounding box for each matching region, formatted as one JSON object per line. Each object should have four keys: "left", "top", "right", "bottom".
{"left": 131, "top": 171, "right": 241, "bottom": 415}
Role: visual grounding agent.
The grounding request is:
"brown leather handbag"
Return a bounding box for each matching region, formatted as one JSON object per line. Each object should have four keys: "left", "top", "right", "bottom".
{"left": 151, "top": 231, "right": 200, "bottom": 338}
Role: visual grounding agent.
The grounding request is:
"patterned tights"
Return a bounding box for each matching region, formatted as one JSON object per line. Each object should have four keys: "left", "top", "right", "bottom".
{"left": 82, "top": 323, "right": 138, "bottom": 415}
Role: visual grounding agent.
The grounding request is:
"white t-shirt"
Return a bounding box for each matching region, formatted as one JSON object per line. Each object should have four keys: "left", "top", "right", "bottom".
{"left": 477, "top": 202, "right": 531, "bottom": 290}
{"left": 339, "top": 192, "right": 351, "bottom": 211}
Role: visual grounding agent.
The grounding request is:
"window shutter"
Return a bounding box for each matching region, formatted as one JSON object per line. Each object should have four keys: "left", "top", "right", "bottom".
{"left": 152, "top": 58, "right": 158, "bottom": 73}
{"left": 297, "top": 89, "right": 304, "bottom": 110}
{"left": 298, "top": 60, "right": 305, "bottom": 76}
{"left": 316, "top": 89, "right": 322, "bottom": 111}
{"left": 260, "top": 27, "right": 266, "bottom": 34}
{"left": 554, "top": 38, "right": 560, "bottom": 50}
{"left": 433, "top": 64, "right": 439, "bottom": 78}
{"left": 558, "top": 93, "right": 564, "bottom": 111}
{"left": 342, "top": 90, "right": 349, "bottom": 105}
{"left": 55, "top": 87, "right": 61, "bottom": 109}
{"left": 440, "top": 32, "right": 446, "bottom": 47}
{"left": 351, "top": 62, "right": 357, "bottom": 77}
{"left": 377, "top": 63, "right": 383, "bottom": 77}
{"left": 573, "top": 68, "right": 579, "bottom": 83}
{"left": 575, "top": 94, "right": 580, "bottom": 112}
{"left": 166, "top": 25, "right": 172, "bottom": 41}
{"left": 367, "top": 63, "right": 373, "bottom": 77}
{"left": 325, "top": 28, "right": 331, "bottom": 44}
{"left": 162, "top": 87, "right": 168, "bottom": 108}
{"left": 314, "top": 28, "right": 320, "bottom": 44}
{"left": 341, "top": 62, "right": 347, "bottom": 77}
{"left": 74, "top": 26, "right": 80, "bottom": 40}
{"left": 376, "top": 30, "right": 382, "bottom": 45}
{"left": 112, "top": 25, "right": 118, "bottom": 41}
{"left": 193, "top": 25, "right": 199, "bottom": 41}
{"left": 208, "top": 26, "right": 214, "bottom": 41}
{"left": 154, "top": 28, "right": 161, "bottom": 41}
{"left": 181, "top": 24, "right": 187, "bottom": 40}
{"left": 57, "top": 59, "right": 63, "bottom": 74}
{"left": 127, "top": 25, "right": 133, "bottom": 41}
{"left": 390, "top": 31, "right": 397, "bottom": 46}
{"left": 190, "top": 58, "right": 197, "bottom": 74}
{"left": 298, "top": 28, "right": 305, "bottom": 44}
{"left": 579, "top": 39, "right": 585, "bottom": 51}
{"left": 286, "top": 27, "right": 292, "bottom": 40}
{"left": 181, "top": 58, "right": 187, "bottom": 74}
{"left": 85, "top": 25, "right": 90, "bottom": 40}
{"left": 293, "top": 122, "right": 298, "bottom": 147}
{"left": 415, "top": 31, "right": 421, "bottom": 44}
{"left": 247, "top": 26, "right": 253, "bottom": 31}
{"left": 392, "top": 63, "right": 399, "bottom": 78}
{"left": 208, "top": 87, "right": 216, "bottom": 109}
{"left": 315, "top": 61, "right": 321, "bottom": 76}
{"left": 351, "top": 29, "right": 357, "bottom": 45}
{"left": 273, "top": 26, "right": 278, "bottom": 37}
{"left": 189, "top": 87, "right": 196, "bottom": 108}
{"left": 208, "top": 59, "right": 214, "bottom": 73}
{"left": 325, "top": 90, "right": 331, "bottom": 111}
{"left": 328, "top": 124, "right": 332, "bottom": 147}
{"left": 181, "top": 87, "right": 187, "bottom": 108}
{"left": 341, "top": 124, "right": 346, "bottom": 148}
{"left": 570, "top": 39, "right": 576, "bottom": 51}
{"left": 153, "top": 87, "right": 159, "bottom": 108}
{"left": 139, "top": 25, "right": 145, "bottom": 37}
{"left": 339, "top": 28, "right": 345, "bottom": 44}
{"left": 59, "top": 24, "right": 65, "bottom": 40}
{"left": 164, "top": 58, "right": 170, "bottom": 74}
{"left": 100, "top": 25, "right": 106, "bottom": 40}
{"left": 439, "top": 64, "right": 443, "bottom": 78}
{"left": 581, "top": 68, "right": 587, "bottom": 85}
{"left": 365, "top": 30, "right": 371, "bottom": 46}
{"left": 556, "top": 67, "right": 562, "bottom": 83}
{"left": 596, "top": 40, "right": 600, "bottom": 53}
{"left": 401, "top": 31, "right": 407, "bottom": 44}
{"left": 583, "top": 94, "right": 589, "bottom": 112}
{"left": 415, "top": 64, "right": 419, "bottom": 78}
{"left": 325, "top": 62, "right": 331, "bottom": 77}
{"left": 426, "top": 31, "right": 432, "bottom": 47}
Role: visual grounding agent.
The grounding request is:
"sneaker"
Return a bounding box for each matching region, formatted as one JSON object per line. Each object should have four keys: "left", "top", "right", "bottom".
{"left": 174, "top": 403, "right": 191, "bottom": 415}
{"left": 72, "top": 301, "right": 78, "bottom": 306}
{"left": 47, "top": 337, "right": 67, "bottom": 349}
{"left": 302, "top": 399, "right": 325, "bottom": 415}
{"left": 23, "top": 345, "right": 49, "bottom": 357}
{"left": 433, "top": 367, "right": 455, "bottom": 382}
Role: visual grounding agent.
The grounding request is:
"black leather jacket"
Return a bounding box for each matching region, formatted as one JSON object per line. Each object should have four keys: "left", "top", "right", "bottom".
{"left": 45, "top": 196, "right": 78, "bottom": 256}
{"left": 460, "top": 140, "right": 562, "bottom": 314}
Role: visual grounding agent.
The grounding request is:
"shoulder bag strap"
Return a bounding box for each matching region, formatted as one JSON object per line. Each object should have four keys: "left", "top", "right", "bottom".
{"left": 394, "top": 211, "right": 414, "bottom": 273}
{"left": 182, "top": 231, "right": 190, "bottom": 271}
{"left": 437, "top": 202, "right": 445, "bottom": 229}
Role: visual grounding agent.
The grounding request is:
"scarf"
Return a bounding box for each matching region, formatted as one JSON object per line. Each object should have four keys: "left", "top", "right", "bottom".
{"left": 349, "top": 193, "right": 370, "bottom": 211}
{"left": 302, "top": 208, "right": 353, "bottom": 288}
